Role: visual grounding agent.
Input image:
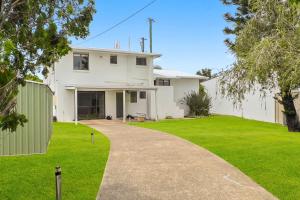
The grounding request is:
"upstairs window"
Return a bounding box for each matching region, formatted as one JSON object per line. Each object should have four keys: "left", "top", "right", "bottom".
{"left": 110, "top": 55, "right": 118, "bottom": 64}
{"left": 136, "top": 57, "right": 147, "bottom": 66}
{"left": 140, "top": 91, "right": 146, "bottom": 99}
{"left": 73, "top": 53, "right": 89, "bottom": 70}
{"left": 130, "top": 91, "right": 137, "bottom": 103}
{"left": 154, "top": 79, "right": 170, "bottom": 86}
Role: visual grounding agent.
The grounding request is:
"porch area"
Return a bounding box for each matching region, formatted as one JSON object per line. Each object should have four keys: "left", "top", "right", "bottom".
{"left": 65, "top": 85, "right": 158, "bottom": 123}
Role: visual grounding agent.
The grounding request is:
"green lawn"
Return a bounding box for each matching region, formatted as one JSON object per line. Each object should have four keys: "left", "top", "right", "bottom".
{"left": 0, "top": 123, "right": 110, "bottom": 200}
{"left": 131, "top": 115, "right": 300, "bottom": 200}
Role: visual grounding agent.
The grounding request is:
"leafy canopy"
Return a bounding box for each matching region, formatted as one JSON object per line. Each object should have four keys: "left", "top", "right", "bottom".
{"left": 197, "top": 68, "right": 214, "bottom": 79}
{"left": 0, "top": 0, "right": 95, "bottom": 131}
{"left": 220, "top": 0, "right": 300, "bottom": 102}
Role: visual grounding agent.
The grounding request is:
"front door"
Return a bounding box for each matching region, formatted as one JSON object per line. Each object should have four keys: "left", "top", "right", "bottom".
{"left": 116, "top": 92, "right": 123, "bottom": 118}
{"left": 78, "top": 91, "right": 105, "bottom": 120}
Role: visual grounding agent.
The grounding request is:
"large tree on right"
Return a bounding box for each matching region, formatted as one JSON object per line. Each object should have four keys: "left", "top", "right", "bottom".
{"left": 221, "top": 0, "right": 300, "bottom": 132}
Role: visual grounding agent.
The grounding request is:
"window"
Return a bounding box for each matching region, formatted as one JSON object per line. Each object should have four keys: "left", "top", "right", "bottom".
{"left": 130, "top": 91, "right": 137, "bottom": 103}
{"left": 73, "top": 53, "right": 89, "bottom": 70}
{"left": 136, "top": 57, "right": 147, "bottom": 66}
{"left": 154, "top": 79, "right": 170, "bottom": 86}
{"left": 140, "top": 91, "right": 146, "bottom": 99}
{"left": 110, "top": 55, "right": 118, "bottom": 64}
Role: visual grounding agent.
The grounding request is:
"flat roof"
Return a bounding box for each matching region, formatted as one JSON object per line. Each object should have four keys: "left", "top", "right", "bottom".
{"left": 72, "top": 46, "right": 162, "bottom": 58}
{"left": 153, "top": 69, "right": 208, "bottom": 80}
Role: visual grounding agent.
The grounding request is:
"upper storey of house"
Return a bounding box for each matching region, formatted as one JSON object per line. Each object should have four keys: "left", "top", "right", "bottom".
{"left": 48, "top": 47, "right": 161, "bottom": 89}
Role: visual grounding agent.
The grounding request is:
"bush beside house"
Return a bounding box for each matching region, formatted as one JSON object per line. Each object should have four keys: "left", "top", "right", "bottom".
{"left": 182, "top": 85, "right": 211, "bottom": 116}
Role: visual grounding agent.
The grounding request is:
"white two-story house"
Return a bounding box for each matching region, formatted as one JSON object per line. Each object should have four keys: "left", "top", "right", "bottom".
{"left": 45, "top": 47, "right": 206, "bottom": 123}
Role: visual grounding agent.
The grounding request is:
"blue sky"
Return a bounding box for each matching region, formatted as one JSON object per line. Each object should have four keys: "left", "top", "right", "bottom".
{"left": 72, "top": 0, "right": 236, "bottom": 74}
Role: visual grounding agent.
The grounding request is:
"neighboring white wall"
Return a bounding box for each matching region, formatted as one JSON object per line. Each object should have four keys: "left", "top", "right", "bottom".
{"left": 171, "top": 78, "right": 200, "bottom": 116}
{"left": 202, "top": 78, "right": 276, "bottom": 123}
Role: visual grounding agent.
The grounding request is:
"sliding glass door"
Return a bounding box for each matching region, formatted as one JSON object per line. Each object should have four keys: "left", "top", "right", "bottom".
{"left": 77, "top": 91, "right": 105, "bottom": 120}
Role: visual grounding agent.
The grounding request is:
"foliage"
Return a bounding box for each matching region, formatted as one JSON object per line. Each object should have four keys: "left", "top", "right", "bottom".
{"left": 131, "top": 115, "right": 300, "bottom": 200}
{"left": 182, "top": 85, "right": 211, "bottom": 116}
{"left": 220, "top": 0, "right": 300, "bottom": 131}
{"left": 196, "top": 68, "right": 213, "bottom": 79}
{"left": 25, "top": 74, "right": 43, "bottom": 83}
{"left": 0, "top": 123, "right": 110, "bottom": 199}
{"left": 221, "top": 0, "right": 252, "bottom": 50}
{"left": 0, "top": 0, "right": 95, "bottom": 131}
{"left": 0, "top": 112, "right": 27, "bottom": 131}
{"left": 153, "top": 65, "right": 162, "bottom": 70}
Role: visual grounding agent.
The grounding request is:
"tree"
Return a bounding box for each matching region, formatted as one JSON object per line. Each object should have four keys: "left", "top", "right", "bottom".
{"left": 220, "top": 0, "right": 300, "bottom": 132}
{"left": 0, "top": 0, "right": 95, "bottom": 131}
{"left": 196, "top": 68, "right": 213, "bottom": 79}
{"left": 153, "top": 65, "right": 162, "bottom": 70}
{"left": 221, "top": 0, "right": 252, "bottom": 50}
{"left": 25, "top": 74, "right": 43, "bottom": 83}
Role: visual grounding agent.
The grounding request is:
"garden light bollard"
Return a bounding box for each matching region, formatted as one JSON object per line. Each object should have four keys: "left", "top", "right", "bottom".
{"left": 91, "top": 130, "right": 94, "bottom": 144}
{"left": 55, "top": 166, "right": 62, "bottom": 200}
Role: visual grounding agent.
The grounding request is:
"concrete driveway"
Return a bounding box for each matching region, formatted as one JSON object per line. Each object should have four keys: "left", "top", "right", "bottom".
{"left": 81, "top": 120, "right": 277, "bottom": 200}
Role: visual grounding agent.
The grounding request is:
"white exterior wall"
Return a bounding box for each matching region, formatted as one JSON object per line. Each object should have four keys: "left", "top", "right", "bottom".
{"left": 154, "top": 87, "right": 184, "bottom": 119}
{"left": 106, "top": 90, "right": 149, "bottom": 119}
{"left": 52, "top": 51, "right": 153, "bottom": 87}
{"left": 45, "top": 50, "right": 155, "bottom": 122}
{"left": 170, "top": 79, "right": 200, "bottom": 116}
{"left": 202, "top": 78, "right": 276, "bottom": 123}
{"left": 105, "top": 91, "right": 117, "bottom": 119}
{"left": 54, "top": 85, "right": 75, "bottom": 122}
{"left": 45, "top": 49, "right": 192, "bottom": 122}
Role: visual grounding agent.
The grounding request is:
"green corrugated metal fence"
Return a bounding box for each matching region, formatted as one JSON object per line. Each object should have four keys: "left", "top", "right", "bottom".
{"left": 0, "top": 81, "right": 53, "bottom": 156}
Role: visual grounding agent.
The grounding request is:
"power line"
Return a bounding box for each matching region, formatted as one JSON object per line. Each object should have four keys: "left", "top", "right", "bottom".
{"left": 76, "top": 0, "right": 158, "bottom": 45}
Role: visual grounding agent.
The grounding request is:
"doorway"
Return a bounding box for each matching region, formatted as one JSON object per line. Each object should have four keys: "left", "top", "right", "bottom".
{"left": 116, "top": 92, "right": 123, "bottom": 118}
{"left": 77, "top": 91, "right": 105, "bottom": 120}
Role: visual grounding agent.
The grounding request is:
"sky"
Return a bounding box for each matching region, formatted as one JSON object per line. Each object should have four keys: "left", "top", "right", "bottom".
{"left": 71, "top": 0, "right": 236, "bottom": 75}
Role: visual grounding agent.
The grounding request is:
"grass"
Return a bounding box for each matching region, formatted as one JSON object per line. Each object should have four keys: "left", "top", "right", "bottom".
{"left": 130, "top": 115, "right": 300, "bottom": 200}
{"left": 0, "top": 123, "right": 110, "bottom": 200}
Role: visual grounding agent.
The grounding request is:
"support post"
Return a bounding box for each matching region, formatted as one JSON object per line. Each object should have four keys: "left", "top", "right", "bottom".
{"left": 75, "top": 88, "right": 78, "bottom": 125}
{"left": 55, "top": 166, "right": 62, "bottom": 200}
{"left": 91, "top": 129, "right": 94, "bottom": 144}
{"left": 155, "top": 89, "right": 158, "bottom": 121}
{"left": 123, "top": 90, "right": 126, "bottom": 122}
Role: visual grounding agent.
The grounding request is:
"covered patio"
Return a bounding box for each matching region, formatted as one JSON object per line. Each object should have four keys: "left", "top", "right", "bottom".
{"left": 65, "top": 85, "right": 158, "bottom": 124}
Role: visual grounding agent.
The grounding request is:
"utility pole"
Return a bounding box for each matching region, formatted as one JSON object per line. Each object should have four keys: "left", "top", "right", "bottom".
{"left": 148, "top": 18, "right": 155, "bottom": 53}
{"left": 140, "top": 37, "right": 147, "bottom": 52}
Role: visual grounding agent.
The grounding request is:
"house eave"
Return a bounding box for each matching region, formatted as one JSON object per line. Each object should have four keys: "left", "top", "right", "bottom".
{"left": 154, "top": 75, "right": 208, "bottom": 80}
{"left": 71, "top": 46, "right": 162, "bottom": 58}
{"left": 65, "top": 85, "right": 158, "bottom": 91}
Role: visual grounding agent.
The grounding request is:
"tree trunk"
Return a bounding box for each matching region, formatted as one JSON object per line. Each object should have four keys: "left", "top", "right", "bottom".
{"left": 281, "top": 91, "right": 300, "bottom": 132}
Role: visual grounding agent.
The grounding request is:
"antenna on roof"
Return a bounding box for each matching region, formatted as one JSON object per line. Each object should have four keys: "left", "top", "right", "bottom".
{"left": 114, "top": 40, "right": 120, "bottom": 49}
{"left": 140, "top": 37, "right": 147, "bottom": 52}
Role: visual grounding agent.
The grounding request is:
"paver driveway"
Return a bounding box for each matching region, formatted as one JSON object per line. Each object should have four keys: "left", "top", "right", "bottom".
{"left": 81, "top": 120, "right": 277, "bottom": 200}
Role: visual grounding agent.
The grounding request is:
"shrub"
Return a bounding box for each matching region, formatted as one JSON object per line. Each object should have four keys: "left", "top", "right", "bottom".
{"left": 182, "top": 85, "right": 211, "bottom": 116}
